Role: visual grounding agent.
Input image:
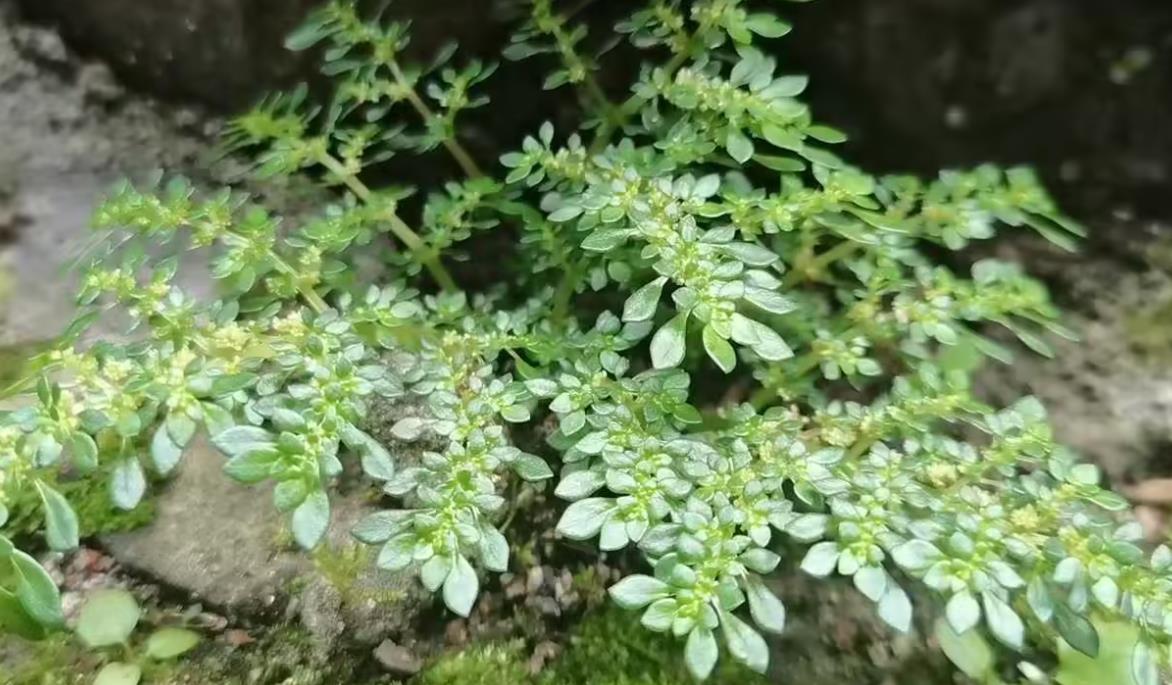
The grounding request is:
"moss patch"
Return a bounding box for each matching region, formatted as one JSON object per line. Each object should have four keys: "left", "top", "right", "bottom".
{"left": 4, "top": 463, "right": 156, "bottom": 541}
{"left": 418, "top": 608, "right": 767, "bottom": 685}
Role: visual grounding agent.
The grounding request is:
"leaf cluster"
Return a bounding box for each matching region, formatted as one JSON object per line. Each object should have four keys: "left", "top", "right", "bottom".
{"left": 0, "top": 1, "right": 1162, "bottom": 683}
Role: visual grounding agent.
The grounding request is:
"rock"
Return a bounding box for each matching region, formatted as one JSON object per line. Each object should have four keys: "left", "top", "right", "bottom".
{"left": 102, "top": 435, "right": 306, "bottom": 612}
{"left": 15, "top": 0, "right": 506, "bottom": 111}
{"left": 975, "top": 238, "right": 1172, "bottom": 483}
{"left": 103, "top": 434, "right": 426, "bottom": 650}
{"left": 785, "top": 0, "right": 1172, "bottom": 215}
{"left": 373, "top": 639, "right": 423, "bottom": 677}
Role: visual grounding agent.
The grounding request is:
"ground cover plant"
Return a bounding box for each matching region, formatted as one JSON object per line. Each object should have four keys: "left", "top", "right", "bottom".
{"left": 0, "top": 0, "right": 1166, "bottom": 682}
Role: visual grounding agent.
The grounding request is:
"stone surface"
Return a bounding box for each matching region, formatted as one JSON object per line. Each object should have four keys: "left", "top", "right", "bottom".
{"left": 785, "top": 0, "right": 1172, "bottom": 219}
{"left": 102, "top": 434, "right": 425, "bottom": 645}
{"left": 14, "top": 0, "right": 507, "bottom": 111}
{"left": 0, "top": 3, "right": 214, "bottom": 347}
{"left": 373, "top": 639, "right": 424, "bottom": 676}
{"left": 101, "top": 435, "right": 306, "bottom": 611}
{"left": 976, "top": 231, "right": 1172, "bottom": 483}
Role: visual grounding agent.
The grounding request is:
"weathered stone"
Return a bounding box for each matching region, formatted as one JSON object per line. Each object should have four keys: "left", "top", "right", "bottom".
{"left": 15, "top": 0, "right": 505, "bottom": 111}
{"left": 976, "top": 237, "right": 1172, "bottom": 483}
{"left": 102, "top": 434, "right": 425, "bottom": 650}
{"left": 373, "top": 639, "right": 423, "bottom": 677}
{"left": 102, "top": 436, "right": 306, "bottom": 612}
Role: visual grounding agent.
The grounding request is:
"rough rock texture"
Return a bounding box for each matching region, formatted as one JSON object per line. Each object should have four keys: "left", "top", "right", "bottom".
{"left": 785, "top": 0, "right": 1172, "bottom": 221}
{"left": 0, "top": 2, "right": 214, "bottom": 346}
{"left": 765, "top": 571, "right": 951, "bottom": 684}
{"left": 976, "top": 230, "right": 1172, "bottom": 483}
{"left": 101, "top": 436, "right": 305, "bottom": 611}
{"left": 14, "top": 0, "right": 508, "bottom": 111}
{"left": 101, "top": 435, "right": 425, "bottom": 643}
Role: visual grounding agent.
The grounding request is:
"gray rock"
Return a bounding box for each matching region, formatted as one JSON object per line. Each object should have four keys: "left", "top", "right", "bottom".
{"left": 373, "top": 639, "right": 423, "bottom": 677}
{"left": 977, "top": 242, "right": 1172, "bottom": 482}
{"left": 103, "top": 434, "right": 425, "bottom": 648}
{"left": 102, "top": 435, "right": 306, "bottom": 612}
{"left": 15, "top": 0, "right": 504, "bottom": 111}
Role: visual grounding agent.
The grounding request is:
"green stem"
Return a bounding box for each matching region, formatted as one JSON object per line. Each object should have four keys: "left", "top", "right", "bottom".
{"left": 781, "top": 240, "right": 862, "bottom": 289}
{"left": 388, "top": 60, "right": 484, "bottom": 179}
{"left": 587, "top": 20, "right": 706, "bottom": 154}
{"left": 218, "top": 231, "right": 329, "bottom": 314}
{"left": 269, "top": 251, "right": 329, "bottom": 314}
{"left": 551, "top": 260, "right": 585, "bottom": 323}
{"left": 316, "top": 152, "right": 458, "bottom": 291}
{"left": 749, "top": 354, "right": 820, "bottom": 409}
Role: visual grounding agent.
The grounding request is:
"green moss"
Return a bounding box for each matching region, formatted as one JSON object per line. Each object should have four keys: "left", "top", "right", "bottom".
{"left": 1124, "top": 296, "right": 1172, "bottom": 363}
{"left": 311, "top": 543, "right": 407, "bottom": 605}
{"left": 417, "top": 642, "right": 532, "bottom": 685}
{"left": 417, "top": 608, "right": 768, "bottom": 685}
{"left": 4, "top": 463, "right": 156, "bottom": 541}
{"left": 0, "top": 341, "right": 47, "bottom": 392}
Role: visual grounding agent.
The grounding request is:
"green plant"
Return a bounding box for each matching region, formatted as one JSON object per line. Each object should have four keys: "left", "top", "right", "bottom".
{"left": 72, "top": 588, "right": 201, "bottom": 685}
{"left": 0, "top": 0, "right": 1166, "bottom": 682}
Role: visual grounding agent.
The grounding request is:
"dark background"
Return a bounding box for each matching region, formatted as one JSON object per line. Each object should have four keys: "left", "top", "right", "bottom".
{"left": 16, "top": 0, "right": 1172, "bottom": 226}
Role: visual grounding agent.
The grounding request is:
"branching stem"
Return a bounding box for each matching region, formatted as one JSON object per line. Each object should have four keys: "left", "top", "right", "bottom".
{"left": 387, "top": 60, "right": 484, "bottom": 179}
{"left": 316, "top": 152, "right": 458, "bottom": 291}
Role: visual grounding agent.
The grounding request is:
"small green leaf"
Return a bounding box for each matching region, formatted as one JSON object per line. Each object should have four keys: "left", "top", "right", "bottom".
{"left": 443, "top": 554, "right": 479, "bottom": 617}
{"left": 210, "top": 373, "right": 256, "bottom": 396}
{"left": 581, "top": 229, "right": 633, "bottom": 252}
{"left": 622, "top": 277, "right": 668, "bottom": 322}
{"left": 36, "top": 481, "right": 78, "bottom": 552}
{"left": 150, "top": 424, "right": 184, "bottom": 475}
{"left": 212, "top": 426, "right": 275, "bottom": 458}
{"left": 110, "top": 458, "right": 146, "bottom": 510}
{"left": 359, "top": 440, "right": 396, "bottom": 482}
{"left": 934, "top": 617, "right": 993, "bottom": 679}
{"left": 946, "top": 591, "right": 981, "bottom": 634}
{"left": 273, "top": 479, "right": 308, "bottom": 513}
{"left": 745, "top": 13, "right": 792, "bottom": 37}
{"left": 1056, "top": 620, "right": 1142, "bottom": 685}
{"left": 478, "top": 526, "right": 509, "bottom": 572}
{"left": 291, "top": 490, "right": 330, "bottom": 550}
{"left": 284, "top": 20, "right": 330, "bottom": 51}
{"left": 145, "top": 627, "right": 201, "bottom": 660}
{"left": 609, "top": 575, "right": 670, "bottom": 610}
{"left": 702, "top": 325, "right": 736, "bottom": 373}
{"left": 800, "top": 541, "right": 838, "bottom": 576}
{"left": 650, "top": 313, "right": 688, "bottom": 369}
{"left": 554, "top": 470, "right": 606, "bottom": 500}
{"left": 641, "top": 598, "right": 678, "bottom": 632}
{"left": 94, "top": 662, "right": 142, "bottom": 685}
{"left": 720, "top": 242, "right": 777, "bottom": 266}
{"left": 878, "top": 585, "right": 912, "bottom": 633}
{"left": 982, "top": 591, "right": 1024, "bottom": 650}
{"left": 0, "top": 588, "right": 47, "bottom": 641}
{"left": 726, "top": 129, "right": 754, "bottom": 164}
{"left": 556, "top": 498, "right": 615, "bottom": 540}
{"left": 1055, "top": 602, "right": 1099, "bottom": 658}
{"left": 745, "top": 577, "right": 785, "bottom": 634}
{"left": 390, "top": 417, "right": 426, "bottom": 441}
{"left": 722, "top": 610, "right": 769, "bottom": 674}
{"left": 352, "top": 511, "right": 413, "bottom": 545}
{"left": 223, "top": 449, "right": 278, "bottom": 484}
{"left": 685, "top": 626, "right": 718, "bottom": 680}
{"left": 77, "top": 589, "right": 140, "bottom": 647}
{"left": 513, "top": 453, "right": 553, "bottom": 481}
{"left": 10, "top": 551, "right": 62, "bottom": 629}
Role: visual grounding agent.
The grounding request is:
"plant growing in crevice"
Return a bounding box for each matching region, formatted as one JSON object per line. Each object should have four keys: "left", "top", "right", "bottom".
{"left": 0, "top": 1, "right": 1166, "bottom": 682}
